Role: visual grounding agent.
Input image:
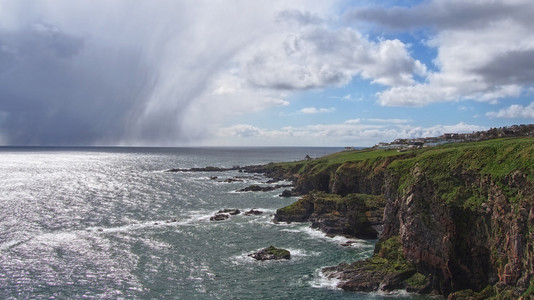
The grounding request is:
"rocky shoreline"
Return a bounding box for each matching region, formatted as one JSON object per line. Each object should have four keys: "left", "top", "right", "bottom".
{"left": 166, "top": 137, "right": 534, "bottom": 298}
{"left": 263, "top": 138, "right": 534, "bottom": 298}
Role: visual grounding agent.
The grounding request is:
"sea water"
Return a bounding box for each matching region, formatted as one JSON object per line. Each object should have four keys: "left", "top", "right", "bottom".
{"left": 0, "top": 147, "right": 424, "bottom": 299}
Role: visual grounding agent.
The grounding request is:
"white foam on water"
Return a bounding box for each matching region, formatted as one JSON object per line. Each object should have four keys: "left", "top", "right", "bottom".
{"left": 86, "top": 219, "right": 181, "bottom": 234}
{"left": 285, "top": 248, "right": 321, "bottom": 258}
{"left": 279, "top": 228, "right": 301, "bottom": 233}
{"left": 370, "top": 289, "right": 414, "bottom": 297}
{"left": 298, "top": 226, "right": 372, "bottom": 249}
{"left": 229, "top": 252, "right": 256, "bottom": 265}
{"left": 183, "top": 210, "right": 214, "bottom": 224}
{"left": 309, "top": 268, "right": 341, "bottom": 290}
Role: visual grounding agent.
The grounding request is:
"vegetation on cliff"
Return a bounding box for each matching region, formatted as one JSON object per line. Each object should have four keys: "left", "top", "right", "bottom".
{"left": 274, "top": 191, "right": 383, "bottom": 239}
{"left": 271, "top": 137, "right": 534, "bottom": 297}
{"left": 323, "top": 236, "right": 431, "bottom": 293}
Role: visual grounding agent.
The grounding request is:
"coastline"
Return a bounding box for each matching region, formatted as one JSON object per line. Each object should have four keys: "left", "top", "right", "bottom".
{"left": 220, "top": 135, "right": 534, "bottom": 298}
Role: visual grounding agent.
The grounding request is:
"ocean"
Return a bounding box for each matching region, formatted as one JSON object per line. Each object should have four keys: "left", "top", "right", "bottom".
{"left": 0, "top": 147, "right": 421, "bottom": 299}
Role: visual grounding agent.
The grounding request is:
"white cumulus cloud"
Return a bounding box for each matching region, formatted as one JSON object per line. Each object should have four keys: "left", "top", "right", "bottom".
{"left": 486, "top": 102, "right": 534, "bottom": 119}
{"left": 350, "top": 0, "right": 534, "bottom": 107}
{"left": 299, "top": 107, "right": 336, "bottom": 114}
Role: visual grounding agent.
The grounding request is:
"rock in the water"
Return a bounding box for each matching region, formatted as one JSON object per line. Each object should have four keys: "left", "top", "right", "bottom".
{"left": 238, "top": 184, "right": 293, "bottom": 193}
{"left": 244, "top": 209, "right": 263, "bottom": 216}
{"left": 210, "top": 213, "right": 230, "bottom": 221}
{"left": 279, "top": 189, "right": 294, "bottom": 197}
{"left": 340, "top": 241, "right": 356, "bottom": 247}
{"left": 218, "top": 208, "right": 241, "bottom": 215}
{"left": 248, "top": 246, "right": 291, "bottom": 260}
{"left": 239, "top": 185, "right": 265, "bottom": 192}
{"left": 222, "top": 178, "right": 243, "bottom": 183}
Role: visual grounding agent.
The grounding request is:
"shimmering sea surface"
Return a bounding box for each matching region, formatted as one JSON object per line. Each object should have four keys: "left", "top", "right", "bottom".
{"left": 0, "top": 147, "right": 424, "bottom": 299}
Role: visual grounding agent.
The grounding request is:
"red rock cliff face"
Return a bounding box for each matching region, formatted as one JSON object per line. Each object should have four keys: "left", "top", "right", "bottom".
{"left": 382, "top": 166, "right": 534, "bottom": 296}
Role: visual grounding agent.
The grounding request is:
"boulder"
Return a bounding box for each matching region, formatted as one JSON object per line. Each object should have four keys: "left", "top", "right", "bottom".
{"left": 279, "top": 189, "right": 295, "bottom": 197}
{"left": 210, "top": 213, "right": 230, "bottom": 221}
{"left": 248, "top": 246, "right": 291, "bottom": 260}
{"left": 239, "top": 185, "right": 265, "bottom": 192}
{"left": 238, "top": 184, "right": 293, "bottom": 192}
{"left": 218, "top": 209, "right": 241, "bottom": 215}
{"left": 244, "top": 209, "right": 263, "bottom": 216}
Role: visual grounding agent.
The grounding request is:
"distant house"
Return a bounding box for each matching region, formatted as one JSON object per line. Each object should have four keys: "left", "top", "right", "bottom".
{"left": 442, "top": 133, "right": 459, "bottom": 139}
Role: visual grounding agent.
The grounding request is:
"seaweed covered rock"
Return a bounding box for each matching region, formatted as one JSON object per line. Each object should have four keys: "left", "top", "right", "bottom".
{"left": 248, "top": 246, "right": 290, "bottom": 260}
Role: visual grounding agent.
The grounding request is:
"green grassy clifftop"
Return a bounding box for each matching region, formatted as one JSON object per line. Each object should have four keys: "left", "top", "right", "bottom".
{"left": 271, "top": 137, "right": 534, "bottom": 297}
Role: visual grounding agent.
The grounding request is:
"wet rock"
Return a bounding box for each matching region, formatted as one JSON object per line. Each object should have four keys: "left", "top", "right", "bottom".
{"left": 340, "top": 241, "right": 356, "bottom": 247}
{"left": 210, "top": 213, "right": 230, "bottom": 221}
{"left": 279, "top": 189, "right": 295, "bottom": 197}
{"left": 222, "top": 178, "right": 243, "bottom": 183}
{"left": 238, "top": 184, "right": 293, "bottom": 192}
{"left": 218, "top": 209, "right": 241, "bottom": 215}
{"left": 239, "top": 185, "right": 265, "bottom": 192}
{"left": 248, "top": 246, "right": 290, "bottom": 260}
{"left": 166, "top": 166, "right": 231, "bottom": 172}
{"left": 244, "top": 209, "right": 263, "bottom": 216}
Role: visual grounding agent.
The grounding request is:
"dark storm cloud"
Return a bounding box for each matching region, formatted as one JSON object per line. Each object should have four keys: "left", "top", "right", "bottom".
{"left": 344, "top": 0, "right": 534, "bottom": 31}
{"left": 0, "top": 1, "right": 322, "bottom": 146}
{"left": 0, "top": 25, "right": 155, "bottom": 145}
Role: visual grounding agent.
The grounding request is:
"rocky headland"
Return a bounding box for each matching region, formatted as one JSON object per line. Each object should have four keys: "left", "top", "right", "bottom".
{"left": 263, "top": 136, "right": 534, "bottom": 298}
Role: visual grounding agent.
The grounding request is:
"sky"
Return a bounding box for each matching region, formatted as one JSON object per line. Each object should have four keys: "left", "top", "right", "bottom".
{"left": 1, "top": 0, "right": 533, "bottom": 147}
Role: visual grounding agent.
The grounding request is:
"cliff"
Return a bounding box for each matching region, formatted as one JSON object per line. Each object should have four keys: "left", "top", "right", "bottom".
{"left": 274, "top": 191, "right": 384, "bottom": 239}
{"left": 271, "top": 137, "right": 534, "bottom": 298}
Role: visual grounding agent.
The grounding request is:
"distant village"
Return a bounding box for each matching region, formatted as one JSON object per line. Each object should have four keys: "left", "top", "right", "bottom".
{"left": 371, "top": 124, "right": 534, "bottom": 152}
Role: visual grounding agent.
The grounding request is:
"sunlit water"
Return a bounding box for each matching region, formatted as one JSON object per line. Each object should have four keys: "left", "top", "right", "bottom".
{"left": 0, "top": 147, "right": 423, "bottom": 299}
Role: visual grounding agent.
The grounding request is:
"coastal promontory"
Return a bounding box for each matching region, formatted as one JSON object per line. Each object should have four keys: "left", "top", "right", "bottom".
{"left": 264, "top": 135, "right": 534, "bottom": 298}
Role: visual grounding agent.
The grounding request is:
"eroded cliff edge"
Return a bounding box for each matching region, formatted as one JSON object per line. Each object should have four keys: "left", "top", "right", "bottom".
{"left": 269, "top": 138, "right": 534, "bottom": 298}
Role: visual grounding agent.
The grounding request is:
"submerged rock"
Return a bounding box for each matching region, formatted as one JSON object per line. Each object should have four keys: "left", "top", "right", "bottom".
{"left": 248, "top": 246, "right": 290, "bottom": 260}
